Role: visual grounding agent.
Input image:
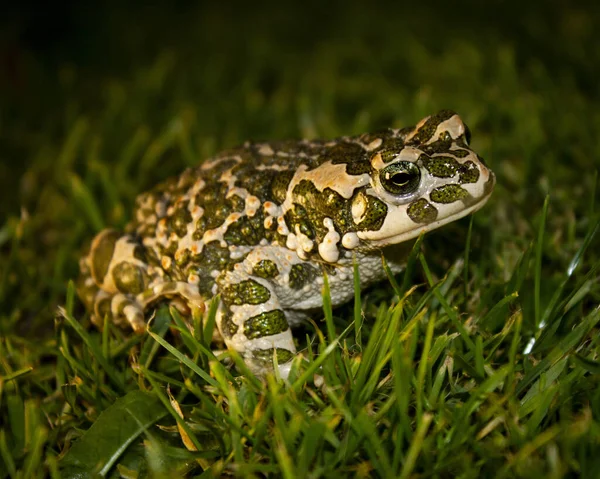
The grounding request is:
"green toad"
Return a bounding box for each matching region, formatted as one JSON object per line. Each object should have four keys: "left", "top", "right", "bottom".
{"left": 78, "top": 110, "right": 495, "bottom": 378}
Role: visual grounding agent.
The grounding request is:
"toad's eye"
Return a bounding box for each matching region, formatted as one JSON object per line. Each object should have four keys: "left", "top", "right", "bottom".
{"left": 379, "top": 161, "right": 421, "bottom": 196}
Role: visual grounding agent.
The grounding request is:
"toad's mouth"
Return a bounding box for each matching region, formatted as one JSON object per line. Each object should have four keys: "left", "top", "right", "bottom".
{"left": 359, "top": 172, "right": 495, "bottom": 248}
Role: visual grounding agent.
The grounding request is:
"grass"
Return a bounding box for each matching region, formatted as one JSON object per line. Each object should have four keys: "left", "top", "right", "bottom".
{"left": 1, "top": 1, "right": 600, "bottom": 477}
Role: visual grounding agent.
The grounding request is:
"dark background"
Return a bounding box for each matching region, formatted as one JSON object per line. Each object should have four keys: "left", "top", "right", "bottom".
{"left": 1, "top": 0, "right": 599, "bottom": 333}
{"left": 1, "top": 0, "right": 599, "bottom": 216}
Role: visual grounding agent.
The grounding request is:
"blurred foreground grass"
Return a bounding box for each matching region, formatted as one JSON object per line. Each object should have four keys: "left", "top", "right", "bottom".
{"left": 1, "top": 2, "right": 599, "bottom": 477}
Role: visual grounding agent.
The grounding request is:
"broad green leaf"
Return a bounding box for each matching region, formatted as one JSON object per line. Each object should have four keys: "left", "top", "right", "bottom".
{"left": 60, "top": 390, "right": 167, "bottom": 478}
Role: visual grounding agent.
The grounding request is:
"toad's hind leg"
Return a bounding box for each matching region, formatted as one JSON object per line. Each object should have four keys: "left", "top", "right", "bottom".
{"left": 137, "top": 281, "right": 206, "bottom": 320}
{"left": 79, "top": 229, "right": 151, "bottom": 332}
{"left": 78, "top": 229, "right": 154, "bottom": 332}
{"left": 89, "top": 281, "right": 206, "bottom": 333}
{"left": 90, "top": 289, "right": 146, "bottom": 332}
{"left": 79, "top": 229, "right": 206, "bottom": 333}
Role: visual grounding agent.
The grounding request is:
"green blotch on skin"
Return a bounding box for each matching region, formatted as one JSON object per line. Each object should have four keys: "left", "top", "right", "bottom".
{"left": 438, "top": 131, "right": 452, "bottom": 142}
{"left": 271, "top": 171, "right": 295, "bottom": 204}
{"left": 378, "top": 139, "right": 406, "bottom": 162}
{"left": 322, "top": 142, "right": 371, "bottom": 175}
{"left": 168, "top": 202, "right": 192, "bottom": 238}
{"left": 191, "top": 242, "right": 230, "bottom": 271}
{"left": 284, "top": 202, "right": 316, "bottom": 239}
{"left": 203, "top": 157, "right": 239, "bottom": 177}
{"left": 221, "top": 279, "right": 271, "bottom": 306}
{"left": 162, "top": 241, "right": 178, "bottom": 257}
{"left": 379, "top": 147, "right": 401, "bottom": 164}
{"left": 253, "top": 259, "right": 279, "bottom": 279}
{"left": 288, "top": 263, "right": 317, "bottom": 290}
{"left": 112, "top": 261, "right": 146, "bottom": 294}
{"left": 224, "top": 213, "right": 265, "bottom": 246}
{"left": 452, "top": 149, "right": 470, "bottom": 158}
{"left": 354, "top": 192, "right": 388, "bottom": 231}
{"left": 409, "top": 110, "right": 456, "bottom": 145}
{"left": 287, "top": 180, "right": 354, "bottom": 244}
{"left": 345, "top": 160, "right": 372, "bottom": 175}
{"left": 195, "top": 182, "right": 227, "bottom": 205}
{"left": 360, "top": 129, "right": 395, "bottom": 149}
{"left": 228, "top": 194, "right": 246, "bottom": 212}
{"left": 322, "top": 188, "right": 349, "bottom": 229}
{"left": 269, "top": 139, "right": 310, "bottom": 156}
{"left": 133, "top": 245, "right": 147, "bottom": 263}
{"left": 189, "top": 242, "right": 231, "bottom": 295}
{"left": 244, "top": 309, "right": 289, "bottom": 339}
{"left": 252, "top": 347, "right": 294, "bottom": 365}
{"left": 397, "top": 126, "right": 414, "bottom": 140}
{"left": 430, "top": 184, "right": 470, "bottom": 204}
{"left": 239, "top": 169, "right": 277, "bottom": 199}
{"left": 407, "top": 198, "right": 438, "bottom": 223}
{"left": 90, "top": 229, "right": 120, "bottom": 284}
{"left": 144, "top": 247, "right": 162, "bottom": 269}
{"left": 458, "top": 161, "right": 480, "bottom": 184}
{"left": 421, "top": 155, "right": 460, "bottom": 178}
{"left": 95, "top": 296, "right": 112, "bottom": 321}
{"left": 220, "top": 310, "right": 239, "bottom": 338}
{"left": 193, "top": 183, "right": 237, "bottom": 239}
{"left": 175, "top": 249, "right": 190, "bottom": 267}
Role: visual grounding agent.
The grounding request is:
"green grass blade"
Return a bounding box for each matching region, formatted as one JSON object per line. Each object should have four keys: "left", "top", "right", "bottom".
{"left": 398, "top": 413, "right": 433, "bottom": 479}
{"left": 353, "top": 254, "right": 363, "bottom": 349}
{"left": 147, "top": 329, "right": 219, "bottom": 388}
{"left": 534, "top": 196, "right": 549, "bottom": 328}
{"left": 59, "top": 282, "right": 125, "bottom": 391}
{"left": 463, "top": 215, "right": 474, "bottom": 300}
{"left": 516, "top": 307, "right": 600, "bottom": 396}
{"left": 400, "top": 234, "right": 424, "bottom": 296}
{"left": 419, "top": 254, "right": 476, "bottom": 354}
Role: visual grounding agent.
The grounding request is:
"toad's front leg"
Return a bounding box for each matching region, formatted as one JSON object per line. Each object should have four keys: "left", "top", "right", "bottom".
{"left": 215, "top": 249, "right": 300, "bottom": 379}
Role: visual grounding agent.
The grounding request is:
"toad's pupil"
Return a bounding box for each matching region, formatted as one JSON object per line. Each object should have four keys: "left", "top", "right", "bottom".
{"left": 390, "top": 172, "right": 412, "bottom": 186}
